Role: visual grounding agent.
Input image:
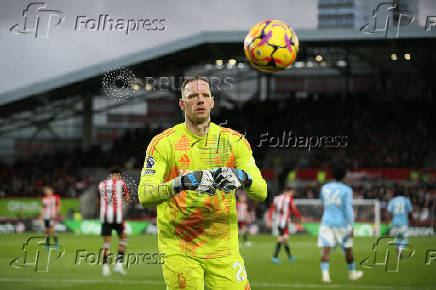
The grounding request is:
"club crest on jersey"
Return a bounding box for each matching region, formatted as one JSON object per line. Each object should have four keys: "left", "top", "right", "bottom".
{"left": 145, "top": 155, "right": 155, "bottom": 168}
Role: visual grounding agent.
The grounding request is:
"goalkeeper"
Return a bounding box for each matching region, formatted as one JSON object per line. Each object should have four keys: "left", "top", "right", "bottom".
{"left": 138, "top": 76, "right": 267, "bottom": 290}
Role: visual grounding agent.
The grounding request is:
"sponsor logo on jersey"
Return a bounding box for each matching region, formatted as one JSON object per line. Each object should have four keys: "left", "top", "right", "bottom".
{"left": 178, "top": 154, "right": 190, "bottom": 168}
{"left": 145, "top": 155, "right": 155, "bottom": 168}
{"left": 141, "top": 169, "right": 156, "bottom": 176}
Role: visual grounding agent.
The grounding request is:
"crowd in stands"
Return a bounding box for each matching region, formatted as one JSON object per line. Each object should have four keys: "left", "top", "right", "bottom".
{"left": 217, "top": 95, "right": 434, "bottom": 169}
{"left": 0, "top": 156, "right": 94, "bottom": 198}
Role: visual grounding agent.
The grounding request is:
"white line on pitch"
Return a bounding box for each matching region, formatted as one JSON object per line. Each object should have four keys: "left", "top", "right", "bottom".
{"left": 252, "top": 282, "right": 436, "bottom": 289}
{"left": 0, "top": 277, "right": 164, "bottom": 284}
{"left": 0, "top": 277, "right": 436, "bottom": 290}
{"left": 0, "top": 277, "right": 434, "bottom": 289}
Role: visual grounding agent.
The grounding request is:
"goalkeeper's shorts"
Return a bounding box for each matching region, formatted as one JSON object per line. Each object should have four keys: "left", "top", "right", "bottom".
{"left": 162, "top": 253, "right": 251, "bottom": 290}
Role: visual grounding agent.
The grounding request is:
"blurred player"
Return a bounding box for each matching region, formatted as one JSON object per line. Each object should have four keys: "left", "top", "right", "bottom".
{"left": 318, "top": 166, "right": 363, "bottom": 283}
{"left": 138, "top": 77, "right": 267, "bottom": 290}
{"left": 267, "top": 184, "right": 302, "bottom": 263}
{"left": 237, "top": 193, "right": 251, "bottom": 246}
{"left": 98, "top": 168, "right": 130, "bottom": 276}
{"left": 40, "top": 186, "right": 60, "bottom": 248}
{"left": 387, "top": 190, "right": 413, "bottom": 255}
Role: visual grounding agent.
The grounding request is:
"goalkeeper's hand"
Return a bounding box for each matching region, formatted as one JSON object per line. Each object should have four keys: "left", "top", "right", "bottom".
{"left": 212, "top": 167, "right": 252, "bottom": 193}
{"left": 171, "top": 170, "right": 216, "bottom": 195}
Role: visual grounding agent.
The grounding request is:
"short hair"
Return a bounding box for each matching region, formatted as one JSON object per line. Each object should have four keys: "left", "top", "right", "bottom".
{"left": 180, "top": 76, "right": 210, "bottom": 96}
{"left": 332, "top": 166, "right": 347, "bottom": 181}
{"left": 393, "top": 186, "right": 404, "bottom": 196}
{"left": 284, "top": 182, "right": 296, "bottom": 191}
{"left": 110, "top": 167, "right": 122, "bottom": 174}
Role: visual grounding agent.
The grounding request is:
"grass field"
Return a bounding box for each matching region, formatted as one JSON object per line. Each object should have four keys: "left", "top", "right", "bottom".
{"left": 1, "top": 234, "right": 435, "bottom": 290}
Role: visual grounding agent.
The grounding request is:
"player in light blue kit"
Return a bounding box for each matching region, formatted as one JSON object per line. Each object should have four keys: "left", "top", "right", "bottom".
{"left": 318, "top": 166, "right": 363, "bottom": 283}
{"left": 387, "top": 189, "right": 413, "bottom": 255}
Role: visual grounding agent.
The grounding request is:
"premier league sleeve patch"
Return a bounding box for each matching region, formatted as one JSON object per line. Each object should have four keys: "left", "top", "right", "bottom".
{"left": 145, "top": 155, "right": 155, "bottom": 168}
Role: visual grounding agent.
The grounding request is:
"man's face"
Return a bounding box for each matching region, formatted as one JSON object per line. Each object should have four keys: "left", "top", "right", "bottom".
{"left": 180, "top": 79, "right": 214, "bottom": 123}
{"left": 110, "top": 173, "right": 121, "bottom": 179}
{"left": 44, "top": 187, "right": 53, "bottom": 196}
{"left": 285, "top": 189, "right": 294, "bottom": 196}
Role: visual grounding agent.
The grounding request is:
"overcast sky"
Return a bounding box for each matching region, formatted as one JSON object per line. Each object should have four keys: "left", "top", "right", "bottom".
{"left": 0, "top": 0, "right": 317, "bottom": 104}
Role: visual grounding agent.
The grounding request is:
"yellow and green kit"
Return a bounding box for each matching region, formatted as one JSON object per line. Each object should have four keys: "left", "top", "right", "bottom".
{"left": 138, "top": 122, "right": 267, "bottom": 289}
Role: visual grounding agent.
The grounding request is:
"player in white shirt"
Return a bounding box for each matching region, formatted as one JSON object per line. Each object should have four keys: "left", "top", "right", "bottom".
{"left": 40, "top": 186, "right": 60, "bottom": 248}
{"left": 267, "top": 184, "right": 302, "bottom": 263}
{"left": 98, "top": 168, "right": 130, "bottom": 276}
{"left": 236, "top": 193, "right": 251, "bottom": 246}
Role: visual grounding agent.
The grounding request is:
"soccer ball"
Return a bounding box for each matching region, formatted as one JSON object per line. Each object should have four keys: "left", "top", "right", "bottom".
{"left": 244, "top": 20, "right": 299, "bottom": 72}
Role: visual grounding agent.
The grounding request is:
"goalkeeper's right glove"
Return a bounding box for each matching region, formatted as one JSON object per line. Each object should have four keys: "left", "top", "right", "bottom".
{"left": 171, "top": 170, "right": 216, "bottom": 195}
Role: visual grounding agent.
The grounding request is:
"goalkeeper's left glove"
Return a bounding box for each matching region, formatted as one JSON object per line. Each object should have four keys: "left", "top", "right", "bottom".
{"left": 212, "top": 167, "right": 252, "bottom": 193}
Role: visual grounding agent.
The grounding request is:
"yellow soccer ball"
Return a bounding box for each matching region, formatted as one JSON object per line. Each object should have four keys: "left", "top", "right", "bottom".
{"left": 244, "top": 20, "right": 299, "bottom": 72}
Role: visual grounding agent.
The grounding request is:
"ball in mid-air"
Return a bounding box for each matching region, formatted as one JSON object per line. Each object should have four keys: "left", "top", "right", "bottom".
{"left": 244, "top": 20, "right": 299, "bottom": 72}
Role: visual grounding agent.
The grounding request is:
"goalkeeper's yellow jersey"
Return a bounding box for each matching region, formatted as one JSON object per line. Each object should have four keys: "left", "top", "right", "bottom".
{"left": 138, "top": 122, "right": 267, "bottom": 258}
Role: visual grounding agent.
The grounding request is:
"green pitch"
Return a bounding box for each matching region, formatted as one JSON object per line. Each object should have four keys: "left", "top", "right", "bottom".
{"left": 0, "top": 234, "right": 435, "bottom": 290}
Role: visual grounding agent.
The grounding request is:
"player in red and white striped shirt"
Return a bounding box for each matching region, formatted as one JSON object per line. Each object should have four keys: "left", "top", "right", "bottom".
{"left": 98, "top": 168, "right": 130, "bottom": 276}
{"left": 267, "top": 184, "right": 302, "bottom": 263}
{"left": 236, "top": 192, "right": 251, "bottom": 246}
{"left": 40, "top": 186, "right": 61, "bottom": 248}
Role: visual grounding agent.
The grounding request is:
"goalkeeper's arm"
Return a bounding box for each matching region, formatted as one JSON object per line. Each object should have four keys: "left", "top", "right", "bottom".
{"left": 138, "top": 180, "right": 174, "bottom": 208}
{"left": 138, "top": 137, "right": 176, "bottom": 207}
{"left": 138, "top": 144, "right": 216, "bottom": 207}
{"left": 234, "top": 136, "right": 268, "bottom": 202}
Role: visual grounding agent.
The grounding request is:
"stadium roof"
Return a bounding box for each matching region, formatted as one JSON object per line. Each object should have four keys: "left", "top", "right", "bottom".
{"left": 1, "top": 26, "right": 435, "bottom": 107}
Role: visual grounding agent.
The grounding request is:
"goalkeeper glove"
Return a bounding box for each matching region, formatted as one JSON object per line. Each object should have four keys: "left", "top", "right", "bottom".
{"left": 212, "top": 167, "right": 252, "bottom": 193}
{"left": 171, "top": 170, "right": 216, "bottom": 195}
